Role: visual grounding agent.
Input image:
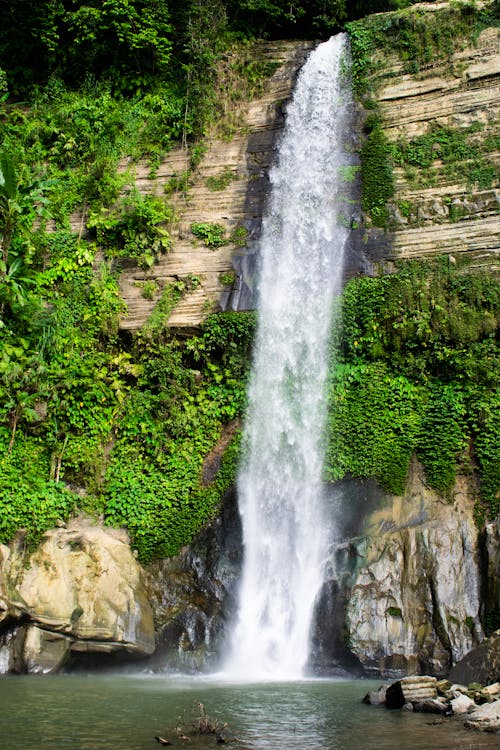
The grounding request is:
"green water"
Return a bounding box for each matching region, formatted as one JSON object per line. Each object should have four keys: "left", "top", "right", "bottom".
{"left": 0, "top": 675, "right": 497, "bottom": 750}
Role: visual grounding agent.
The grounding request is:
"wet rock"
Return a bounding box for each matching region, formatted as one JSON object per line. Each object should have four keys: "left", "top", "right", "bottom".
{"left": 412, "top": 698, "right": 450, "bottom": 715}
{"left": 345, "top": 462, "right": 483, "bottom": 678}
{"left": 362, "top": 686, "right": 387, "bottom": 705}
{"left": 143, "top": 487, "right": 242, "bottom": 672}
{"left": 448, "top": 631, "right": 500, "bottom": 686}
{"left": 450, "top": 694, "right": 475, "bottom": 714}
{"left": 23, "top": 626, "right": 72, "bottom": 674}
{"left": 464, "top": 700, "right": 500, "bottom": 732}
{"left": 386, "top": 675, "right": 438, "bottom": 709}
{"left": 0, "top": 517, "right": 154, "bottom": 672}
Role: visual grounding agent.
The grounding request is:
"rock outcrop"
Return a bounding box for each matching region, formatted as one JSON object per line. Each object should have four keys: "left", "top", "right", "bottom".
{"left": 345, "top": 463, "right": 483, "bottom": 677}
{"left": 365, "top": 673, "right": 500, "bottom": 732}
{"left": 0, "top": 518, "right": 154, "bottom": 673}
{"left": 360, "top": 7, "right": 500, "bottom": 273}
{"left": 310, "top": 460, "right": 487, "bottom": 678}
{"left": 143, "top": 487, "right": 242, "bottom": 672}
{"left": 448, "top": 630, "right": 500, "bottom": 686}
{"left": 140, "top": 461, "right": 494, "bottom": 678}
{"left": 116, "top": 41, "right": 316, "bottom": 330}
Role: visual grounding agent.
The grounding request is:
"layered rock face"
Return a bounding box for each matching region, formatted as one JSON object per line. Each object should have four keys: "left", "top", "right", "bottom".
{"left": 366, "top": 14, "right": 499, "bottom": 272}
{"left": 114, "top": 4, "right": 499, "bottom": 330}
{"left": 0, "top": 519, "right": 154, "bottom": 673}
{"left": 117, "top": 41, "right": 315, "bottom": 330}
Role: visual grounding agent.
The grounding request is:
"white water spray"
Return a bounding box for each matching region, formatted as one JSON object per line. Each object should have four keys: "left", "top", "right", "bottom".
{"left": 225, "top": 34, "right": 353, "bottom": 680}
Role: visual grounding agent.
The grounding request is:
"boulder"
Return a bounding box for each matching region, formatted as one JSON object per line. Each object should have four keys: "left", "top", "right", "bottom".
{"left": 480, "top": 683, "right": 500, "bottom": 702}
{"left": 448, "top": 631, "right": 500, "bottom": 686}
{"left": 0, "top": 518, "right": 155, "bottom": 672}
{"left": 464, "top": 700, "right": 500, "bottom": 732}
{"left": 412, "top": 698, "right": 450, "bottom": 715}
{"left": 385, "top": 675, "right": 438, "bottom": 709}
{"left": 362, "top": 686, "right": 388, "bottom": 705}
{"left": 450, "top": 694, "right": 475, "bottom": 715}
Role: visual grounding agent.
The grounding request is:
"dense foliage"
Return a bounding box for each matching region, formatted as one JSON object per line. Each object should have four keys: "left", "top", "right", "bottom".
{"left": 0, "top": 0, "right": 498, "bottom": 565}
{"left": 326, "top": 258, "right": 499, "bottom": 515}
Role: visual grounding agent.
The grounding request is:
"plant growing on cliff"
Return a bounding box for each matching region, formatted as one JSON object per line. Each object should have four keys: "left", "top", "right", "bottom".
{"left": 88, "top": 191, "right": 174, "bottom": 269}
{"left": 191, "top": 221, "right": 227, "bottom": 248}
{"left": 359, "top": 117, "right": 394, "bottom": 228}
{"left": 327, "top": 258, "right": 500, "bottom": 507}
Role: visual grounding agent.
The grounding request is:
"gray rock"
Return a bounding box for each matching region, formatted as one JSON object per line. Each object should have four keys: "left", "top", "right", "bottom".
{"left": 0, "top": 517, "right": 155, "bottom": 672}
{"left": 362, "top": 686, "right": 388, "bottom": 705}
{"left": 448, "top": 631, "right": 500, "bottom": 686}
{"left": 450, "top": 694, "right": 475, "bottom": 714}
{"left": 386, "top": 676, "right": 438, "bottom": 709}
{"left": 412, "top": 698, "right": 450, "bottom": 715}
{"left": 464, "top": 699, "right": 500, "bottom": 732}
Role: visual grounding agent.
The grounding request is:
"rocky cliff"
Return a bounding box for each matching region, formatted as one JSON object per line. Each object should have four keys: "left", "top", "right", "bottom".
{"left": 116, "top": 41, "right": 315, "bottom": 330}
{"left": 112, "top": 2, "right": 498, "bottom": 330}
{"left": 367, "top": 12, "right": 499, "bottom": 272}
{"left": 0, "top": 519, "right": 154, "bottom": 673}
{"left": 140, "top": 461, "right": 498, "bottom": 678}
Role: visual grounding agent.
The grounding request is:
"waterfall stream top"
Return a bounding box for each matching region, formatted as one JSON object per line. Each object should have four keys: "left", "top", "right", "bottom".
{"left": 225, "top": 34, "right": 353, "bottom": 681}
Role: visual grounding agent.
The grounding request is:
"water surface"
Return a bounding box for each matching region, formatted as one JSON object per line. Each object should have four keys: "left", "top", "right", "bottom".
{"left": 1, "top": 675, "right": 497, "bottom": 750}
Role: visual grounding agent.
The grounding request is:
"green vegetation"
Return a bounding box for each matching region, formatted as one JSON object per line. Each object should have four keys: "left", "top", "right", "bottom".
{"left": 88, "top": 191, "right": 174, "bottom": 269}
{"left": 326, "top": 257, "right": 499, "bottom": 514}
{"left": 0, "top": 0, "right": 498, "bottom": 566}
{"left": 391, "top": 124, "right": 499, "bottom": 192}
{"left": 206, "top": 169, "right": 237, "bottom": 192}
{"left": 360, "top": 116, "right": 394, "bottom": 228}
{"left": 386, "top": 607, "right": 403, "bottom": 618}
{"left": 191, "top": 222, "right": 227, "bottom": 248}
{"left": 348, "top": 1, "right": 500, "bottom": 226}
{"left": 0, "top": 302, "right": 255, "bottom": 561}
{"left": 347, "top": 1, "right": 499, "bottom": 94}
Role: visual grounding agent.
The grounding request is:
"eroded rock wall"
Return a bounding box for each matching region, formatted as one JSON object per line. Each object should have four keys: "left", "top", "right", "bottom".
{"left": 361, "top": 11, "right": 499, "bottom": 272}
{"left": 0, "top": 518, "right": 154, "bottom": 673}
{"left": 116, "top": 41, "right": 315, "bottom": 330}
{"left": 114, "top": 5, "right": 499, "bottom": 329}
{"left": 340, "top": 462, "right": 484, "bottom": 678}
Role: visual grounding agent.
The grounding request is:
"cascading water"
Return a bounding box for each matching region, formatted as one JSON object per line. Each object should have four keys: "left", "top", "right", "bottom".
{"left": 225, "top": 34, "right": 353, "bottom": 680}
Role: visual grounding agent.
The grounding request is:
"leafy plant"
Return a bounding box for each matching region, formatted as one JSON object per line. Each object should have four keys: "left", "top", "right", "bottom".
{"left": 88, "top": 191, "right": 174, "bottom": 268}
{"left": 360, "top": 118, "right": 394, "bottom": 228}
{"left": 191, "top": 222, "right": 227, "bottom": 248}
{"left": 206, "top": 169, "right": 237, "bottom": 191}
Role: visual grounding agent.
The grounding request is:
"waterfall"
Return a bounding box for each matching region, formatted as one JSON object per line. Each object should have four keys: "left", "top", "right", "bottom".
{"left": 225, "top": 34, "right": 352, "bottom": 680}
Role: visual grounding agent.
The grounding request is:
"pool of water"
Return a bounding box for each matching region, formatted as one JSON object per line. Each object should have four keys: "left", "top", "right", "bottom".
{"left": 0, "top": 674, "right": 497, "bottom": 750}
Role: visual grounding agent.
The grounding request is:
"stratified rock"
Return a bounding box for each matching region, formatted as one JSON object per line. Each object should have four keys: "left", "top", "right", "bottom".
{"left": 448, "top": 631, "right": 500, "bottom": 686}
{"left": 386, "top": 675, "right": 438, "bottom": 709}
{"left": 0, "top": 517, "right": 155, "bottom": 672}
{"left": 464, "top": 700, "right": 500, "bottom": 732}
